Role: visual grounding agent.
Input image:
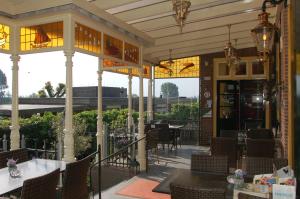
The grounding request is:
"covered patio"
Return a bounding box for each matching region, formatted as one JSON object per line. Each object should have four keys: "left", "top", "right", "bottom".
{"left": 0, "top": 0, "right": 299, "bottom": 198}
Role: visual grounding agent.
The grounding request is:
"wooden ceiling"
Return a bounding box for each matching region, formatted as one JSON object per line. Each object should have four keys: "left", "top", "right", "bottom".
{"left": 90, "top": 0, "right": 277, "bottom": 62}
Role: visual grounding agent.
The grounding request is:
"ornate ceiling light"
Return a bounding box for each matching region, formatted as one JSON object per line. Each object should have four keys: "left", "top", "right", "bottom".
{"left": 251, "top": 0, "right": 287, "bottom": 61}
{"left": 224, "top": 24, "right": 238, "bottom": 67}
{"left": 172, "top": 0, "right": 191, "bottom": 33}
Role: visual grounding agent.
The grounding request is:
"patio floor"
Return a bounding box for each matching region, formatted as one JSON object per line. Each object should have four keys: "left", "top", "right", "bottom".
{"left": 97, "top": 145, "right": 210, "bottom": 199}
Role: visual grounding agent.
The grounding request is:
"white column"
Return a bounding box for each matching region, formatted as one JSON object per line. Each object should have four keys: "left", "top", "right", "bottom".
{"left": 97, "top": 57, "right": 104, "bottom": 159}
{"left": 10, "top": 54, "right": 20, "bottom": 150}
{"left": 63, "top": 50, "right": 75, "bottom": 162}
{"left": 128, "top": 72, "right": 133, "bottom": 132}
{"left": 147, "top": 66, "right": 153, "bottom": 122}
{"left": 138, "top": 49, "right": 146, "bottom": 171}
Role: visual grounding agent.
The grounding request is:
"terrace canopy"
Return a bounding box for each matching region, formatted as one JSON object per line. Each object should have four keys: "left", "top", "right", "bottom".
{"left": 0, "top": 0, "right": 154, "bottom": 170}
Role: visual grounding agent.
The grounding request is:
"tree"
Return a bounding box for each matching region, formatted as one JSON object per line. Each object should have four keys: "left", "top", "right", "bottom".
{"left": 161, "top": 82, "right": 179, "bottom": 98}
{"left": 38, "top": 81, "right": 65, "bottom": 98}
{"left": 0, "top": 69, "right": 8, "bottom": 98}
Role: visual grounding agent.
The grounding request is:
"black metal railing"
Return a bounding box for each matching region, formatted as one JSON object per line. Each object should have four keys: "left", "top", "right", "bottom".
{"left": 90, "top": 136, "right": 146, "bottom": 199}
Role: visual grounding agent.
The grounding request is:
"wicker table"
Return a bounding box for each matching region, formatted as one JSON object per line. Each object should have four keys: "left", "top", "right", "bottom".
{"left": 0, "top": 159, "right": 66, "bottom": 196}
{"left": 152, "top": 168, "right": 233, "bottom": 198}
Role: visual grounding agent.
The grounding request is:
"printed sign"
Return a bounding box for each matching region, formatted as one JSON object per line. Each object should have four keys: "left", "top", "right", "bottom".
{"left": 273, "top": 184, "right": 296, "bottom": 199}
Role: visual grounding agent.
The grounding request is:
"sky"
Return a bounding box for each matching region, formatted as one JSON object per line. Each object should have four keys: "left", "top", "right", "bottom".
{"left": 0, "top": 51, "right": 199, "bottom": 98}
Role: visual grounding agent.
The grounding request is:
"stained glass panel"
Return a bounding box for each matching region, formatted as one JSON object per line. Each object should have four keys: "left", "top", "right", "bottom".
{"left": 155, "top": 56, "right": 200, "bottom": 79}
{"left": 75, "top": 23, "right": 101, "bottom": 54}
{"left": 104, "top": 34, "right": 123, "bottom": 59}
{"left": 20, "top": 21, "right": 63, "bottom": 51}
{"left": 124, "top": 42, "right": 139, "bottom": 64}
{"left": 0, "top": 23, "right": 10, "bottom": 51}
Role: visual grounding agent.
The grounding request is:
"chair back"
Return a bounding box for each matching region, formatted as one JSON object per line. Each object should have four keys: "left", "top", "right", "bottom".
{"left": 21, "top": 168, "right": 60, "bottom": 199}
{"left": 211, "top": 137, "right": 237, "bottom": 168}
{"left": 246, "top": 129, "right": 273, "bottom": 139}
{"left": 241, "top": 157, "right": 288, "bottom": 177}
{"left": 62, "top": 156, "right": 91, "bottom": 199}
{"left": 238, "top": 192, "right": 265, "bottom": 199}
{"left": 220, "top": 130, "right": 238, "bottom": 139}
{"left": 156, "top": 124, "right": 172, "bottom": 144}
{"left": 170, "top": 183, "right": 225, "bottom": 199}
{"left": 191, "top": 154, "right": 228, "bottom": 175}
{"left": 0, "top": 148, "right": 28, "bottom": 169}
{"left": 246, "top": 139, "right": 275, "bottom": 158}
{"left": 146, "top": 129, "right": 159, "bottom": 150}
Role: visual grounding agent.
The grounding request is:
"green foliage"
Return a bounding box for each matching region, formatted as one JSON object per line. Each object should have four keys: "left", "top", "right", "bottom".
{"left": 0, "top": 109, "right": 140, "bottom": 154}
{"left": 38, "top": 81, "right": 66, "bottom": 98}
{"left": 161, "top": 82, "right": 179, "bottom": 98}
{"left": 154, "top": 102, "right": 208, "bottom": 122}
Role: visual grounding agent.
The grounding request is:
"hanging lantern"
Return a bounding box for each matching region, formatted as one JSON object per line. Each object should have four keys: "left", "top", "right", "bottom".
{"left": 172, "top": 0, "right": 191, "bottom": 33}
{"left": 251, "top": 11, "right": 276, "bottom": 57}
{"left": 224, "top": 24, "right": 238, "bottom": 67}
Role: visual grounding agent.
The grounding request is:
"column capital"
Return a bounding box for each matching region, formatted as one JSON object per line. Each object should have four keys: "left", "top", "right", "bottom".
{"left": 64, "top": 50, "right": 75, "bottom": 57}
{"left": 98, "top": 70, "right": 103, "bottom": 76}
{"left": 10, "top": 54, "right": 20, "bottom": 62}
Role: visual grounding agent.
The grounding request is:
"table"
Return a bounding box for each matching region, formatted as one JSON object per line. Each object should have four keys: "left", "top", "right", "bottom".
{"left": 153, "top": 169, "right": 233, "bottom": 198}
{"left": 0, "top": 159, "right": 66, "bottom": 196}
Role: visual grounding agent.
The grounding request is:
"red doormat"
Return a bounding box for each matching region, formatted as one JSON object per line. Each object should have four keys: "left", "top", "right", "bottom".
{"left": 117, "top": 178, "right": 171, "bottom": 199}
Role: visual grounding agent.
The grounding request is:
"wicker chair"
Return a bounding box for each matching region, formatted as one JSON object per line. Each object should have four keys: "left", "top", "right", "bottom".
{"left": 238, "top": 192, "right": 267, "bottom": 199}
{"left": 246, "top": 129, "right": 274, "bottom": 139}
{"left": 242, "top": 157, "right": 288, "bottom": 180}
{"left": 156, "top": 123, "right": 173, "bottom": 150}
{"left": 191, "top": 154, "right": 228, "bottom": 175}
{"left": 20, "top": 168, "right": 60, "bottom": 199}
{"left": 211, "top": 137, "right": 237, "bottom": 168}
{"left": 0, "top": 148, "right": 28, "bottom": 169}
{"left": 170, "top": 183, "right": 225, "bottom": 199}
{"left": 246, "top": 139, "right": 275, "bottom": 158}
{"left": 146, "top": 129, "right": 160, "bottom": 163}
{"left": 61, "top": 156, "right": 91, "bottom": 199}
{"left": 220, "top": 130, "right": 238, "bottom": 139}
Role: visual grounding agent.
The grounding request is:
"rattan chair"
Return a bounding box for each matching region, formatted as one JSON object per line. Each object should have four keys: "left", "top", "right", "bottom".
{"left": 211, "top": 137, "right": 237, "bottom": 168}
{"left": 191, "top": 154, "right": 228, "bottom": 175}
{"left": 0, "top": 148, "right": 28, "bottom": 169}
{"left": 246, "top": 139, "right": 275, "bottom": 158}
{"left": 20, "top": 168, "right": 60, "bottom": 199}
{"left": 242, "top": 157, "right": 288, "bottom": 179}
{"left": 246, "top": 129, "right": 274, "bottom": 139}
{"left": 170, "top": 183, "right": 225, "bottom": 199}
{"left": 61, "top": 156, "right": 91, "bottom": 199}
{"left": 238, "top": 192, "right": 267, "bottom": 199}
{"left": 220, "top": 130, "right": 238, "bottom": 139}
{"left": 156, "top": 123, "right": 173, "bottom": 150}
{"left": 146, "top": 129, "right": 160, "bottom": 163}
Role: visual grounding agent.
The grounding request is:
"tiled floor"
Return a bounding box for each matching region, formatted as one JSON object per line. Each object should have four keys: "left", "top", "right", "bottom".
{"left": 94, "top": 145, "right": 210, "bottom": 199}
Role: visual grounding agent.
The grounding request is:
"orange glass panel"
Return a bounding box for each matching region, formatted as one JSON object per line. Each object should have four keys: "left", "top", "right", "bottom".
{"left": 103, "top": 59, "right": 150, "bottom": 79}
{"left": 75, "top": 23, "right": 101, "bottom": 54}
{"left": 155, "top": 56, "right": 200, "bottom": 79}
{"left": 124, "top": 42, "right": 139, "bottom": 64}
{"left": 20, "top": 21, "right": 63, "bottom": 51}
{"left": 104, "top": 34, "right": 123, "bottom": 59}
{"left": 0, "top": 23, "right": 10, "bottom": 51}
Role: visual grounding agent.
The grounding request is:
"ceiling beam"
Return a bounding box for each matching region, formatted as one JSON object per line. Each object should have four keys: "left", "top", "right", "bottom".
{"left": 144, "top": 30, "right": 252, "bottom": 54}
{"left": 148, "top": 38, "right": 254, "bottom": 59}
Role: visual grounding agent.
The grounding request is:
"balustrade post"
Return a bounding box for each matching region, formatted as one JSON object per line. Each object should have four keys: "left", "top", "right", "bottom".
{"left": 3, "top": 134, "right": 7, "bottom": 151}
{"left": 21, "top": 134, "right": 25, "bottom": 148}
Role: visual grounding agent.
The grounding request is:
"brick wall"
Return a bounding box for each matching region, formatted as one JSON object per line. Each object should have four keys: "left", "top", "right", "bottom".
{"left": 280, "top": 7, "right": 289, "bottom": 158}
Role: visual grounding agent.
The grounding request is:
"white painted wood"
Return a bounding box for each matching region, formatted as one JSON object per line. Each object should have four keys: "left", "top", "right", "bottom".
{"left": 97, "top": 57, "right": 104, "bottom": 159}
{"left": 147, "top": 66, "right": 153, "bottom": 122}
{"left": 128, "top": 71, "right": 133, "bottom": 132}
{"left": 0, "top": 159, "right": 66, "bottom": 196}
{"left": 137, "top": 46, "right": 146, "bottom": 171}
